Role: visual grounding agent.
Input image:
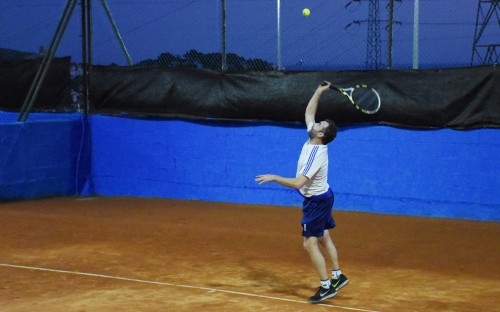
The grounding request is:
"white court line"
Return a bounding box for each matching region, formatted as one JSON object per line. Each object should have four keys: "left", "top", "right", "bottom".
{"left": 76, "top": 196, "right": 98, "bottom": 200}
{"left": 0, "top": 263, "right": 380, "bottom": 312}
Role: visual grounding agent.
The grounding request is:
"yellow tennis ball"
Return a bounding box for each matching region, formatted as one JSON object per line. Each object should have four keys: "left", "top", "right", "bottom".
{"left": 302, "top": 8, "right": 310, "bottom": 17}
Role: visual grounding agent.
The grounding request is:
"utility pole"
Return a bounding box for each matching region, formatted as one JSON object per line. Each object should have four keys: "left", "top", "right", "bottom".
{"left": 387, "top": 0, "right": 394, "bottom": 69}
{"left": 221, "top": 0, "right": 227, "bottom": 71}
{"left": 413, "top": 0, "right": 419, "bottom": 69}
{"left": 277, "top": 0, "right": 282, "bottom": 70}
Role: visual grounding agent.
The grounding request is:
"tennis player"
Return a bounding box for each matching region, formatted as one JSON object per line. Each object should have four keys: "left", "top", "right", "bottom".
{"left": 255, "top": 81, "right": 349, "bottom": 304}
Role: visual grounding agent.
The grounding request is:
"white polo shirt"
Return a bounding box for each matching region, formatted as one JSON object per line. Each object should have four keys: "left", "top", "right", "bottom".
{"left": 296, "top": 122, "right": 330, "bottom": 197}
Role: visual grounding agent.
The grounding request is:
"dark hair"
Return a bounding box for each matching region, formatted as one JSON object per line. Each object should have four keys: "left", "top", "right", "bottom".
{"left": 320, "top": 119, "right": 337, "bottom": 145}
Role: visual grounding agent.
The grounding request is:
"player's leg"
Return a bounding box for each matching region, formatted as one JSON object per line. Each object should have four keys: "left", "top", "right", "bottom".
{"left": 303, "top": 236, "right": 329, "bottom": 280}
{"left": 303, "top": 236, "right": 337, "bottom": 303}
{"left": 320, "top": 230, "right": 349, "bottom": 291}
{"left": 319, "top": 229, "right": 339, "bottom": 270}
{"left": 302, "top": 191, "right": 338, "bottom": 303}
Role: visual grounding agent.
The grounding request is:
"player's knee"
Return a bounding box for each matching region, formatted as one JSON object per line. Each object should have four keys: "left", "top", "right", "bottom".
{"left": 303, "top": 238, "right": 317, "bottom": 253}
{"left": 302, "top": 241, "right": 310, "bottom": 252}
{"left": 317, "top": 236, "right": 326, "bottom": 247}
{"left": 321, "top": 230, "right": 332, "bottom": 242}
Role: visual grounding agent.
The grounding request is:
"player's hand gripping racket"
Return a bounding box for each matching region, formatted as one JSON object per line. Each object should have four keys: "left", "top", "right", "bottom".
{"left": 322, "top": 82, "right": 381, "bottom": 114}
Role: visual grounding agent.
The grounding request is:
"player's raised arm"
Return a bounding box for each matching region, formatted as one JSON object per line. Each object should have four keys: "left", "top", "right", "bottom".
{"left": 305, "top": 81, "right": 331, "bottom": 126}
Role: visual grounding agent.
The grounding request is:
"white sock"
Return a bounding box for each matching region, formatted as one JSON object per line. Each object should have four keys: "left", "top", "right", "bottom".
{"left": 332, "top": 269, "right": 342, "bottom": 280}
{"left": 320, "top": 279, "right": 331, "bottom": 289}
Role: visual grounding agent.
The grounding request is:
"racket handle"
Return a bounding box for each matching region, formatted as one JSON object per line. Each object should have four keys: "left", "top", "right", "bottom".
{"left": 329, "top": 85, "right": 342, "bottom": 91}
{"left": 321, "top": 81, "right": 341, "bottom": 91}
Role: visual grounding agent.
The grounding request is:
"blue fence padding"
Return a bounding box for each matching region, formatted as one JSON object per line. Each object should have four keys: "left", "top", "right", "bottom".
{"left": 1, "top": 112, "right": 498, "bottom": 221}
{"left": 0, "top": 114, "right": 89, "bottom": 200}
{"left": 89, "top": 115, "right": 500, "bottom": 221}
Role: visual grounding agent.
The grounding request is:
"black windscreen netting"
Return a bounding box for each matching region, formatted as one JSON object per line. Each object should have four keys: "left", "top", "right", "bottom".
{"left": 0, "top": 57, "right": 71, "bottom": 112}
{"left": 1, "top": 61, "right": 498, "bottom": 129}
{"left": 89, "top": 65, "right": 499, "bottom": 129}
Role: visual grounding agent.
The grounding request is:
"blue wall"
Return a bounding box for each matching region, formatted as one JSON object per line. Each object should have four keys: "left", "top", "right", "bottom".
{"left": 89, "top": 115, "right": 500, "bottom": 221}
{"left": 1, "top": 113, "right": 498, "bottom": 221}
{"left": 0, "top": 115, "right": 90, "bottom": 200}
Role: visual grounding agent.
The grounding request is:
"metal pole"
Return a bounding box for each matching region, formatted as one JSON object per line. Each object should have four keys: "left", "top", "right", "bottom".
{"left": 18, "top": 0, "right": 78, "bottom": 122}
{"left": 221, "top": 0, "right": 227, "bottom": 72}
{"left": 413, "top": 0, "right": 419, "bottom": 69}
{"left": 81, "top": 0, "right": 88, "bottom": 113}
{"left": 81, "top": 0, "right": 92, "bottom": 114}
{"left": 387, "top": 0, "right": 394, "bottom": 69}
{"left": 100, "top": 0, "right": 133, "bottom": 65}
{"left": 277, "top": 0, "right": 281, "bottom": 70}
{"left": 87, "top": 0, "right": 93, "bottom": 67}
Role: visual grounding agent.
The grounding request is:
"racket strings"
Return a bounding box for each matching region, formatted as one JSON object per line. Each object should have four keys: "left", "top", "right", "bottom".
{"left": 351, "top": 88, "right": 380, "bottom": 114}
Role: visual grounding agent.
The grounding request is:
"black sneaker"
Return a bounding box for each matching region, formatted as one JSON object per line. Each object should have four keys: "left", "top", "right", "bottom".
{"left": 331, "top": 274, "right": 349, "bottom": 291}
{"left": 308, "top": 286, "right": 337, "bottom": 304}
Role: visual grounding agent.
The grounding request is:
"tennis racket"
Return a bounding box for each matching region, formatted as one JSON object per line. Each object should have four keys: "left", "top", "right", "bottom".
{"left": 322, "top": 82, "right": 381, "bottom": 114}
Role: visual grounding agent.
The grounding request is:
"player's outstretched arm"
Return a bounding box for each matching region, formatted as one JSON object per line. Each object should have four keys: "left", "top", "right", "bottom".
{"left": 255, "top": 174, "right": 308, "bottom": 189}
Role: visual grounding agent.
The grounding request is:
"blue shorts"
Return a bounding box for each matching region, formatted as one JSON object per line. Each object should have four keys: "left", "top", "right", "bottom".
{"left": 301, "top": 189, "right": 335, "bottom": 237}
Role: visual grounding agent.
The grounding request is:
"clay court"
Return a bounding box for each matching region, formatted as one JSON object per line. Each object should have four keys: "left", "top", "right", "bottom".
{"left": 0, "top": 196, "right": 499, "bottom": 312}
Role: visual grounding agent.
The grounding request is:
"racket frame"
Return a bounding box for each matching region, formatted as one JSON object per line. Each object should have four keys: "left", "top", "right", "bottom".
{"left": 331, "top": 84, "right": 381, "bottom": 114}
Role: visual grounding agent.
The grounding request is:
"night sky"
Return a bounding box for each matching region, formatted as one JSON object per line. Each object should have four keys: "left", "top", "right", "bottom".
{"left": 1, "top": 1, "right": 497, "bottom": 69}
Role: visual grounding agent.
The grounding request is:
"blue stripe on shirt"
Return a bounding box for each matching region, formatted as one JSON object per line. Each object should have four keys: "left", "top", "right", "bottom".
{"left": 301, "top": 146, "right": 318, "bottom": 176}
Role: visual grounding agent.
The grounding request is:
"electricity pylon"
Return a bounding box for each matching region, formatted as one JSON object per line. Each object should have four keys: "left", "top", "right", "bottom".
{"left": 366, "top": 0, "right": 383, "bottom": 69}
{"left": 471, "top": 0, "right": 500, "bottom": 65}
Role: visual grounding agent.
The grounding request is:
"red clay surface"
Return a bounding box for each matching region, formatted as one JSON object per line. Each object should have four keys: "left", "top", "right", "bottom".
{"left": 0, "top": 196, "right": 499, "bottom": 312}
